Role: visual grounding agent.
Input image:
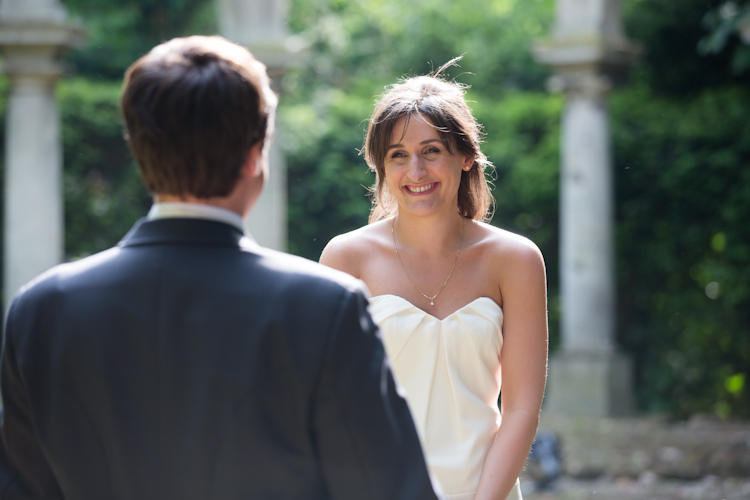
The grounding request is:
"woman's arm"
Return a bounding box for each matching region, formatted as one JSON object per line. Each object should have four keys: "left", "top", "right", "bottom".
{"left": 474, "top": 240, "right": 549, "bottom": 500}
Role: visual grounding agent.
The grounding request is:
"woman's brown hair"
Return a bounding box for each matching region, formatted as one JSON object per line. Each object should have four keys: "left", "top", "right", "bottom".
{"left": 362, "top": 59, "right": 494, "bottom": 223}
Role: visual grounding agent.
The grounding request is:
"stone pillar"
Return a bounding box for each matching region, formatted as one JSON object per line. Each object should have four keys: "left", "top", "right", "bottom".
{"left": 216, "top": 0, "right": 305, "bottom": 251}
{"left": 740, "top": 15, "right": 750, "bottom": 43}
{"left": 533, "top": 0, "right": 638, "bottom": 416}
{"left": 0, "top": 0, "right": 84, "bottom": 305}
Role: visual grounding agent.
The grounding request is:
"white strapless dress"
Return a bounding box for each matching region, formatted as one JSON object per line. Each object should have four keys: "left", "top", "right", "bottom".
{"left": 369, "top": 295, "right": 522, "bottom": 500}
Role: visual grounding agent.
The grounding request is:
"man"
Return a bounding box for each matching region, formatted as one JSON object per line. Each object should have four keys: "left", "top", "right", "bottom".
{"left": 0, "top": 36, "right": 439, "bottom": 500}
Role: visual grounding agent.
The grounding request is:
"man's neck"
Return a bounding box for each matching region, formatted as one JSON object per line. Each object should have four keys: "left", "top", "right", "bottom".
{"left": 148, "top": 200, "right": 246, "bottom": 232}
{"left": 155, "top": 194, "right": 245, "bottom": 217}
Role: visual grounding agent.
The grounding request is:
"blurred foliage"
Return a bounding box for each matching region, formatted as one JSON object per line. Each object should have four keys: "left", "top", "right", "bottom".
{"left": 698, "top": 1, "right": 750, "bottom": 74}
{"left": 283, "top": 87, "right": 375, "bottom": 259}
{"left": 63, "top": 0, "right": 217, "bottom": 79}
{"left": 284, "top": 0, "right": 553, "bottom": 99}
{"left": 474, "top": 93, "right": 563, "bottom": 349}
{"left": 58, "top": 78, "right": 151, "bottom": 258}
{"left": 612, "top": 85, "right": 750, "bottom": 418}
{"left": 624, "top": 0, "right": 750, "bottom": 95}
{"left": 617, "top": 0, "right": 750, "bottom": 417}
{"left": 0, "top": 0, "right": 746, "bottom": 417}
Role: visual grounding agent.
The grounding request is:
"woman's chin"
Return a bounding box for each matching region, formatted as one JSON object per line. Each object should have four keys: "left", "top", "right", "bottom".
{"left": 397, "top": 201, "right": 453, "bottom": 218}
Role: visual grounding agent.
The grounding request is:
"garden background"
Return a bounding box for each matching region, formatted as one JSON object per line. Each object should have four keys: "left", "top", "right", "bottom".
{"left": 1, "top": 0, "right": 747, "bottom": 420}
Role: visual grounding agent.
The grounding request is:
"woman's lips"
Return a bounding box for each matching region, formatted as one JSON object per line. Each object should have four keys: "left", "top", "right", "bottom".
{"left": 405, "top": 182, "right": 438, "bottom": 195}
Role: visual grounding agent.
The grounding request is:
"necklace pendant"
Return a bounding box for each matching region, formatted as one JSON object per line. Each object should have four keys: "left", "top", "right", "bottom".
{"left": 430, "top": 301, "right": 435, "bottom": 306}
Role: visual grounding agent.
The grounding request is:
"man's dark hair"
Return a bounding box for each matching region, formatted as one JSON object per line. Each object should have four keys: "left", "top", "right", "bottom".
{"left": 121, "top": 36, "right": 277, "bottom": 198}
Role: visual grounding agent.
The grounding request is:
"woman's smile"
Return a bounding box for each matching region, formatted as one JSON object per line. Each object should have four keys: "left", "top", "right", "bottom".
{"left": 405, "top": 182, "right": 439, "bottom": 194}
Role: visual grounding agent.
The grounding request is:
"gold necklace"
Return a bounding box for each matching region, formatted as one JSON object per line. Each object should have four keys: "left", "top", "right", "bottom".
{"left": 391, "top": 216, "right": 467, "bottom": 306}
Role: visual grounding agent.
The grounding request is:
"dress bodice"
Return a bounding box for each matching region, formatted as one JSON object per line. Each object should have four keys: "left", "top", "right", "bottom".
{"left": 369, "top": 295, "right": 521, "bottom": 500}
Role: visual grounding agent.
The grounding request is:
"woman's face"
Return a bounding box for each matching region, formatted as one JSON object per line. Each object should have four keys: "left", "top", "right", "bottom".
{"left": 384, "top": 113, "right": 472, "bottom": 218}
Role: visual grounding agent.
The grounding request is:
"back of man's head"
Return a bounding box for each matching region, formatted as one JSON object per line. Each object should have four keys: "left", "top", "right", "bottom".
{"left": 121, "top": 36, "right": 277, "bottom": 199}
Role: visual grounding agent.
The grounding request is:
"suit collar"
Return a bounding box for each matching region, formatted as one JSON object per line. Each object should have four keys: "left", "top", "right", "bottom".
{"left": 147, "top": 202, "right": 245, "bottom": 232}
{"left": 118, "top": 218, "right": 251, "bottom": 249}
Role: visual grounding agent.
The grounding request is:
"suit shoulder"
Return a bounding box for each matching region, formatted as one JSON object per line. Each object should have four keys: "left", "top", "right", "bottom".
{"left": 249, "top": 246, "right": 368, "bottom": 297}
{"left": 6, "top": 248, "right": 123, "bottom": 336}
{"left": 12, "top": 247, "right": 122, "bottom": 302}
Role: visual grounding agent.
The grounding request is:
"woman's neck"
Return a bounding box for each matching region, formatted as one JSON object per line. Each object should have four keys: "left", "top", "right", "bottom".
{"left": 392, "top": 209, "right": 468, "bottom": 258}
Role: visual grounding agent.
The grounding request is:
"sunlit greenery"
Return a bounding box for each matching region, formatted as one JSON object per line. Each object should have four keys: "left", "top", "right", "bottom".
{"left": 63, "top": 0, "right": 217, "bottom": 79}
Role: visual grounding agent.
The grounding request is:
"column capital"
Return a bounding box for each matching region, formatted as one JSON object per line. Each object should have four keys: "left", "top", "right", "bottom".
{"left": 216, "top": 0, "right": 307, "bottom": 75}
{"left": 547, "top": 70, "right": 612, "bottom": 100}
{"left": 532, "top": 0, "right": 639, "bottom": 89}
{"left": 0, "top": 0, "right": 67, "bottom": 23}
{"left": 0, "top": 22, "right": 85, "bottom": 47}
{"left": 0, "top": 45, "right": 66, "bottom": 82}
{"left": 0, "top": 24, "right": 86, "bottom": 80}
{"left": 533, "top": 33, "right": 639, "bottom": 76}
{"left": 0, "top": 0, "right": 86, "bottom": 80}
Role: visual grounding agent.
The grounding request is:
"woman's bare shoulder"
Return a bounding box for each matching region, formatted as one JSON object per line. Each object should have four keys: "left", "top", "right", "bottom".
{"left": 473, "top": 221, "right": 545, "bottom": 272}
{"left": 470, "top": 222, "right": 547, "bottom": 309}
{"left": 319, "top": 219, "right": 392, "bottom": 278}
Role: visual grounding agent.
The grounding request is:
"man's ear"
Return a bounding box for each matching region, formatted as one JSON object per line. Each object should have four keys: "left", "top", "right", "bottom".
{"left": 240, "top": 142, "right": 264, "bottom": 178}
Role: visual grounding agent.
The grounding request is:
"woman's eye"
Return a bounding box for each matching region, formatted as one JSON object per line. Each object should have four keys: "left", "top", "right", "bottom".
{"left": 390, "top": 151, "right": 406, "bottom": 158}
{"left": 424, "top": 147, "right": 440, "bottom": 154}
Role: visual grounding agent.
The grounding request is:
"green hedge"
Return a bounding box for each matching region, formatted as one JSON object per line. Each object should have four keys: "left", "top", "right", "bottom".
{"left": 57, "top": 78, "right": 151, "bottom": 259}
{"left": 612, "top": 84, "right": 750, "bottom": 417}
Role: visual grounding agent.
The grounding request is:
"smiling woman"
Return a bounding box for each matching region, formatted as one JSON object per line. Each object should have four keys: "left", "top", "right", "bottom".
{"left": 362, "top": 61, "right": 495, "bottom": 224}
{"left": 382, "top": 114, "right": 473, "bottom": 222}
{"left": 320, "top": 61, "right": 549, "bottom": 500}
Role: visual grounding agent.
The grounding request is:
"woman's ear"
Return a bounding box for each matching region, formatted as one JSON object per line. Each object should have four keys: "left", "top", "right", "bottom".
{"left": 463, "top": 155, "right": 474, "bottom": 171}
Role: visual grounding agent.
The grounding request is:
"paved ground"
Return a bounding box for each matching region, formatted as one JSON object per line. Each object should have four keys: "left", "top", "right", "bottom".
{"left": 524, "top": 476, "right": 750, "bottom": 499}
{"left": 519, "top": 413, "right": 750, "bottom": 500}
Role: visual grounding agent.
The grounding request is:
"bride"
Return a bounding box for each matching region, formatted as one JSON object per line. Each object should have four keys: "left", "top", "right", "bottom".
{"left": 320, "top": 63, "right": 548, "bottom": 500}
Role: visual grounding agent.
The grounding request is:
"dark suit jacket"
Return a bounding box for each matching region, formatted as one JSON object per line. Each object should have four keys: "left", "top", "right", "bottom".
{"left": 0, "top": 218, "right": 438, "bottom": 500}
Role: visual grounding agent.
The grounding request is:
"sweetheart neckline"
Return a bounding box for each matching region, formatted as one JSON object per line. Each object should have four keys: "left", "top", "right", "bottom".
{"left": 369, "top": 294, "right": 502, "bottom": 322}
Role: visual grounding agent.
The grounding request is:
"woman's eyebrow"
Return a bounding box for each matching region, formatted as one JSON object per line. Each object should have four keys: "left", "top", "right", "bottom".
{"left": 386, "top": 138, "right": 441, "bottom": 151}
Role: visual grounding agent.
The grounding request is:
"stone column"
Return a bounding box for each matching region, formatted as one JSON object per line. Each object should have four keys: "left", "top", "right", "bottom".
{"left": 740, "top": 14, "right": 750, "bottom": 43}
{"left": 216, "top": 0, "right": 305, "bottom": 251}
{"left": 0, "top": 0, "right": 84, "bottom": 305}
{"left": 533, "top": 0, "right": 638, "bottom": 416}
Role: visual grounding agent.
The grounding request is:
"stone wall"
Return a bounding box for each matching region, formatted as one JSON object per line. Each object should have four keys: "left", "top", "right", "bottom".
{"left": 522, "top": 413, "right": 750, "bottom": 499}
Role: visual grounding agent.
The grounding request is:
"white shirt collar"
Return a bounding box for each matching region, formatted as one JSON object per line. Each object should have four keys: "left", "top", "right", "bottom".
{"left": 147, "top": 202, "right": 245, "bottom": 232}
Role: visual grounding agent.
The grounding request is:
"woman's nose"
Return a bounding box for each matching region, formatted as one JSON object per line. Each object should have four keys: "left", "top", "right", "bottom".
{"left": 407, "top": 155, "right": 427, "bottom": 180}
